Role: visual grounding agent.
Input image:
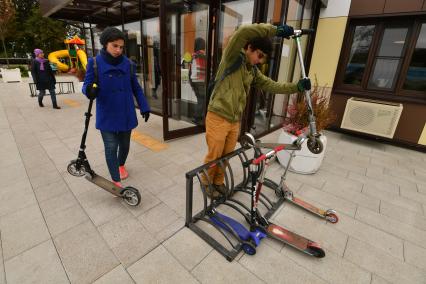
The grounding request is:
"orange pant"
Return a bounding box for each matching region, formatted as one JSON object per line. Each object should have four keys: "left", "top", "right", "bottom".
{"left": 203, "top": 111, "right": 240, "bottom": 185}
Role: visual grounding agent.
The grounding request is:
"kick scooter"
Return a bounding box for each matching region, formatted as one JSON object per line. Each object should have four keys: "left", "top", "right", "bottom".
{"left": 243, "top": 28, "right": 338, "bottom": 223}
{"left": 242, "top": 132, "right": 338, "bottom": 224}
{"left": 208, "top": 208, "right": 266, "bottom": 255}
{"left": 241, "top": 139, "right": 325, "bottom": 258}
{"left": 67, "top": 84, "right": 141, "bottom": 206}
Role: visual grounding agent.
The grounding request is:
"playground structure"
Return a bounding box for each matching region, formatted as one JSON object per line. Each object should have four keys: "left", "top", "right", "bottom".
{"left": 48, "top": 35, "right": 88, "bottom": 73}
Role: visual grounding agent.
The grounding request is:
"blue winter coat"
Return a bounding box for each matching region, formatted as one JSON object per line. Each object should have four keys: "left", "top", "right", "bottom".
{"left": 82, "top": 54, "right": 150, "bottom": 132}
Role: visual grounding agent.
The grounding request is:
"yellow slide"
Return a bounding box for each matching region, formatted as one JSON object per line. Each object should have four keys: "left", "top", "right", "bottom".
{"left": 48, "top": 50, "right": 70, "bottom": 72}
{"left": 47, "top": 49, "right": 88, "bottom": 72}
{"left": 77, "top": 49, "right": 87, "bottom": 70}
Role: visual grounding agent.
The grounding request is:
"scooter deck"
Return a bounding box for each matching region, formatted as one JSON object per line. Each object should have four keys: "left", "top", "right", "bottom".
{"left": 266, "top": 223, "right": 324, "bottom": 257}
{"left": 86, "top": 173, "right": 122, "bottom": 197}
{"left": 285, "top": 194, "right": 327, "bottom": 217}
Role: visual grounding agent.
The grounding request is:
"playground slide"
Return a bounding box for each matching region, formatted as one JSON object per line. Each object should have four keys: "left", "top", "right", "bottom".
{"left": 47, "top": 49, "right": 88, "bottom": 72}
{"left": 48, "top": 50, "right": 70, "bottom": 72}
{"left": 77, "top": 49, "right": 88, "bottom": 71}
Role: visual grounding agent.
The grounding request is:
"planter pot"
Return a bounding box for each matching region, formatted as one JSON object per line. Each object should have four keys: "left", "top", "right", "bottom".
{"left": 1, "top": 68, "right": 22, "bottom": 83}
{"left": 276, "top": 129, "right": 327, "bottom": 174}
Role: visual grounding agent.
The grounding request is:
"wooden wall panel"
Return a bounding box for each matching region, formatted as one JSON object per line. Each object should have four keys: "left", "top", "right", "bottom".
{"left": 349, "top": 0, "right": 385, "bottom": 16}
{"left": 384, "top": 0, "right": 424, "bottom": 13}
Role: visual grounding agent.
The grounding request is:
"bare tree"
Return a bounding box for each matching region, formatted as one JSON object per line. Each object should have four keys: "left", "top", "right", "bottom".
{"left": 0, "top": 0, "right": 15, "bottom": 67}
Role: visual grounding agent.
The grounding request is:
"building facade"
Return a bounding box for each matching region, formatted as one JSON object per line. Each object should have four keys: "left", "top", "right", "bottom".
{"left": 40, "top": 0, "right": 426, "bottom": 150}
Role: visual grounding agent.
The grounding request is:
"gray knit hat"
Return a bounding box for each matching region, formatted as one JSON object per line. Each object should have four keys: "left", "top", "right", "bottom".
{"left": 99, "top": 27, "right": 125, "bottom": 47}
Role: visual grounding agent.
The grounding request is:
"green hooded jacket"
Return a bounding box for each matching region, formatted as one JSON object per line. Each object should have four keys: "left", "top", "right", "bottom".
{"left": 208, "top": 23, "right": 299, "bottom": 123}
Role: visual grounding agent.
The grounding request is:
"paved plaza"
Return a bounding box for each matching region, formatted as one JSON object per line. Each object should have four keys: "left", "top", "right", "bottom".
{"left": 0, "top": 76, "right": 426, "bottom": 284}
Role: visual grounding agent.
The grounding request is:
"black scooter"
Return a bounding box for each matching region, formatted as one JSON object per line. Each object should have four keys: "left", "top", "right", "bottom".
{"left": 67, "top": 84, "right": 141, "bottom": 206}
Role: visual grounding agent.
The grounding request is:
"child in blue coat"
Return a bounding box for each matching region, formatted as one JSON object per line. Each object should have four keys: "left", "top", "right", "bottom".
{"left": 82, "top": 27, "right": 150, "bottom": 188}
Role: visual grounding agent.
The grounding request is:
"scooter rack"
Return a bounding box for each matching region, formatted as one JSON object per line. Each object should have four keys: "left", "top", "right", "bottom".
{"left": 185, "top": 147, "right": 286, "bottom": 261}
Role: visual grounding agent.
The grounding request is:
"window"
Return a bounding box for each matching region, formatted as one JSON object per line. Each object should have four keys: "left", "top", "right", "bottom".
{"left": 403, "top": 23, "right": 426, "bottom": 91}
{"left": 338, "top": 18, "right": 426, "bottom": 101}
{"left": 343, "top": 25, "right": 375, "bottom": 85}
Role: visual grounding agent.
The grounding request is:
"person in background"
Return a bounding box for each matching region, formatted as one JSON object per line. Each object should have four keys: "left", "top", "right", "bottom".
{"left": 31, "top": 48, "right": 61, "bottom": 109}
{"left": 189, "top": 37, "right": 207, "bottom": 125}
{"left": 202, "top": 23, "right": 311, "bottom": 198}
{"left": 82, "top": 27, "right": 151, "bottom": 188}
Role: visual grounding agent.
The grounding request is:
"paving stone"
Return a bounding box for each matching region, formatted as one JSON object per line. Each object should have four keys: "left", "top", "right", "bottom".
{"left": 0, "top": 162, "right": 28, "bottom": 187}
{"left": 322, "top": 173, "right": 364, "bottom": 192}
{"left": 363, "top": 184, "right": 423, "bottom": 214}
{"left": 366, "top": 171, "right": 419, "bottom": 192}
{"left": 98, "top": 211, "right": 158, "bottom": 267}
{"left": 239, "top": 243, "right": 327, "bottom": 283}
{"left": 349, "top": 172, "right": 400, "bottom": 195}
{"left": 32, "top": 178, "right": 71, "bottom": 202}
{"left": 0, "top": 234, "right": 5, "bottom": 284}
{"left": 296, "top": 184, "right": 357, "bottom": 217}
{"left": 344, "top": 238, "right": 426, "bottom": 284}
{"left": 54, "top": 221, "right": 119, "bottom": 284}
{"left": 334, "top": 212, "right": 403, "bottom": 260}
{"left": 127, "top": 245, "right": 198, "bottom": 283}
{"left": 93, "top": 265, "right": 134, "bottom": 284}
{"left": 44, "top": 204, "right": 89, "bottom": 237}
{"left": 282, "top": 244, "right": 371, "bottom": 284}
{"left": 379, "top": 200, "right": 426, "bottom": 232}
{"left": 322, "top": 182, "right": 380, "bottom": 212}
{"left": 82, "top": 196, "right": 129, "bottom": 227}
{"left": 0, "top": 179, "right": 37, "bottom": 217}
{"left": 274, "top": 206, "right": 348, "bottom": 256}
{"left": 400, "top": 185, "right": 426, "bottom": 206}
{"left": 356, "top": 206, "right": 426, "bottom": 249}
{"left": 371, "top": 274, "right": 391, "bottom": 284}
{"left": 404, "top": 241, "right": 426, "bottom": 271}
{"left": 125, "top": 188, "right": 161, "bottom": 217}
{"left": 39, "top": 191, "right": 78, "bottom": 217}
{"left": 153, "top": 217, "right": 185, "bottom": 243}
{"left": 0, "top": 204, "right": 50, "bottom": 260}
{"left": 163, "top": 227, "right": 212, "bottom": 270}
{"left": 138, "top": 202, "right": 180, "bottom": 236}
{"left": 29, "top": 170, "right": 64, "bottom": 190}
{"left": 4, "top": 240, "right": 69, "bottom": 284}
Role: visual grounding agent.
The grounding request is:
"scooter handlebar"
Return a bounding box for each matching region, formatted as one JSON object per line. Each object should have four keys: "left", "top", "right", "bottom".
{"left": 252, "top": 145, "right": 285, "bottom": 165}
{"left": 293, "top": 28, "right": 315, "bottom": 37}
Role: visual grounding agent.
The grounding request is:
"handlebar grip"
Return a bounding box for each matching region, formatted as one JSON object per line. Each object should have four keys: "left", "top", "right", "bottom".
{"left": 252, "top": 154, "right": 266, "bottom": 165}
{"left": 301, "top": 28, "right": 315, "bottom": 35}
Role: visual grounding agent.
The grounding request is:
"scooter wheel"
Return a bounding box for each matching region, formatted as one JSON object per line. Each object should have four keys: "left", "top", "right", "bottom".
{"left": 121, "top": 187, "right": 141, "bottom": 206}
{"left": 307, "top": 137, "right": 323, "bottom": 154}
{"left": 241, "top": 242, "right": 256, "bottom": 255}
{"left": 67, "top": 160, "right": 86, "bottom": 177}
{"left": 325, "top": 212, "right": 339, "bottom": 224}
{"left": 307, "top": 242, "right": 325, "bottom": 258}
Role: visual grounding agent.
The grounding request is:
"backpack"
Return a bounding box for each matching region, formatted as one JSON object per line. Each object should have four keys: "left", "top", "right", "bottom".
{"left": 207, "top": 52, "right": 245, "bottom": 103}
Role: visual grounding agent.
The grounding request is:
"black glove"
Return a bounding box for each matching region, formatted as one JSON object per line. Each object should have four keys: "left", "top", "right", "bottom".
{"left": 297, "top": 78, "right": 311, "bottom": 92}
{"left": 276, "top": 24, "right": 294, "bottom": 39}
{"left": 85, "top": 83, "right": 99, "bottom": 100}
{"left": 141, "top": 111, "right": 150, "bottom": 122}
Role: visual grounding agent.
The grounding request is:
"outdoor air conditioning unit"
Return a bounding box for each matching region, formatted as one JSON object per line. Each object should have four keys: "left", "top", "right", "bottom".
{"left": 341, "top": 98, "right": 403, "bottom": 138}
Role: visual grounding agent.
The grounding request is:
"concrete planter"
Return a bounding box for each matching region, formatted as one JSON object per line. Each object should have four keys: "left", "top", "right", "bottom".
{"left": 276, "top": 129, "right": 327, "bottom": 174}
{"left": 1, "top": 68, "right": 22, "bottom": 82}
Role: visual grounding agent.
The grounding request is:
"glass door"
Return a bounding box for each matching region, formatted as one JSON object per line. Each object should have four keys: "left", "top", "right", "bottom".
{"left": 160, "top": 0, "right": 210, "bottom": 140}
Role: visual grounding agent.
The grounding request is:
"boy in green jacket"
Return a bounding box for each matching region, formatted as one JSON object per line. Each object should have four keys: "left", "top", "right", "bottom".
{"left": 203, "top": 23, "right": 311, "bottom": 198}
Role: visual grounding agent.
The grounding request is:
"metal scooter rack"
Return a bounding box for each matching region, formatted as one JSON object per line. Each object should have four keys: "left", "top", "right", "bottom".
{"left": 185, "top": 146, "right": 285, "bottom": 261}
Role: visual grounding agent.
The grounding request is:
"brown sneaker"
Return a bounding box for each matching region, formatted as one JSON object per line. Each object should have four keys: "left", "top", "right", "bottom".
{"left": 214, "top": 184, "right": 227, "bottom": 195}
{"left": 202, "top": 184, "right": 220, "bottom": 199}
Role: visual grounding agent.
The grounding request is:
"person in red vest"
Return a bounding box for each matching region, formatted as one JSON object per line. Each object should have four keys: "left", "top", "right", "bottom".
{"left": 189, "top": 37, "right": 207, "bottom": 125}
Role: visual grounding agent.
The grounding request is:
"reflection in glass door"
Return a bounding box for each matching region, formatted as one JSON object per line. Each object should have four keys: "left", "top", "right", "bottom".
{"left": 161, "top": 1, "right": 209, "bottom": 140}
{"left": 142, "top": 18, "right": 163, "bottom": 114}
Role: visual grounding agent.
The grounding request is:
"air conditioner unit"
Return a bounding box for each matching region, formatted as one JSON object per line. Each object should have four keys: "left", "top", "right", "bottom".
{"left": 341, "top": 98, "right": 403, "bottom": 138}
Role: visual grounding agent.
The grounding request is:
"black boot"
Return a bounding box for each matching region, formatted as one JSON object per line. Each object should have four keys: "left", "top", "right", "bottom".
{"left": 38, "top": 100, "right": 44, "bottom": 107}
{"left": 53, "top": 105, "right": 61, "bottom": 109}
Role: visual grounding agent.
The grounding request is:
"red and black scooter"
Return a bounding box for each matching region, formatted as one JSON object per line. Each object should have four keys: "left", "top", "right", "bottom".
{"left": 241, "top": 133, "right": 325, "bottom": 258}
